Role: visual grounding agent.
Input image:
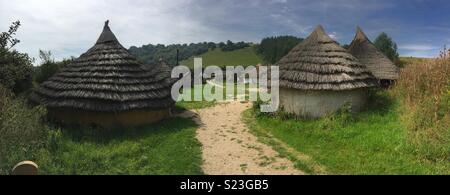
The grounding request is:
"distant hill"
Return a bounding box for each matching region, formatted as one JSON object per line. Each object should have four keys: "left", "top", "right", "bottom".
{"left": 128, "top": 41, "right": 252, "bottom": 66}
{"left": 180, "top": 46, "right": 263, "bottom": 69}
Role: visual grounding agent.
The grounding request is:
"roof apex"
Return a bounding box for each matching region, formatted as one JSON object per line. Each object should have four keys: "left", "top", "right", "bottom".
{"left": 354, "top": 26, "right": 370, "bottom": 42}
{"left": 96, "top": 20, "right": 119, "bottom": 44}
{"left": 312, "top": 25, "right": 326, "bottom": 36}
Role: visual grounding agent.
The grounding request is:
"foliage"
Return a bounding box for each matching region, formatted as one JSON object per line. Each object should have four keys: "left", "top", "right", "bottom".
{"left": 219, "top": 40, "right": 250, "bottom": 52}
{"left": 374, "top": 32, "right": 399, "bottom": 63}
{"left": 391, "top": 48, "right": 450, "bottom": 162}
{"left": 33, "top": 50, "right": 73, "bottom": 83}
{"left": 0, "top": 21, "right": 33, "bottom": 94}
{"left": 256, "top": 36, "right": 303, "bottom": 64}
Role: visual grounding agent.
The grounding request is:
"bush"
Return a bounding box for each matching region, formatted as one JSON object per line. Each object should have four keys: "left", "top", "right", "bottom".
{"left": 0, "top": 21, "right": 33, "bottom": 94}
{"left": 0, "top": 85, "right": 50, "bottom": 174}
{"left": 392, "top": 48, "right": 450, "bottom": 162}
{"left": 33, "top": 50, "right": 74, "bottom": 84}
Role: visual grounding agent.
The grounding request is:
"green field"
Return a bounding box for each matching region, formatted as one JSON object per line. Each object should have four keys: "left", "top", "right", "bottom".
{"left": 180, "top": 46, "right": 263, "bottom": 69}
{"left": 244, "top": 91, "right": 449, "bottom": 174}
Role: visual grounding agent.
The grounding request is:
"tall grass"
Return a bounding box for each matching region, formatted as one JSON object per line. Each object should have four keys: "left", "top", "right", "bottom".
{"left": 0, "top": 85, "right": 50, "bottom": 174}
{"left": 392, "top": 48, "right": 450, "bottom": 162}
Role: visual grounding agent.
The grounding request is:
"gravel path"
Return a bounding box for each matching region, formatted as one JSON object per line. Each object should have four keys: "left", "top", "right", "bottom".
{"left": 179, "top": 101, "right": 303, "bottom": 175}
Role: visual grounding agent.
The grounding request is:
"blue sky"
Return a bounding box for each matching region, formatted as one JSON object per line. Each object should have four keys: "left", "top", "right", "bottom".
{"left": 1, "top": 0, "right": 450, "bottom": 62}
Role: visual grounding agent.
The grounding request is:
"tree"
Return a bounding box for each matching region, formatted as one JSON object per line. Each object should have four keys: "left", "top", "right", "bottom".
{"left": 256, "top": 36, "right": 303, "bottom": 64}
{"left": 0, "top": 21, "right": 33, "bottom": 94}
{"left": 34, "top": 50, "right": 63, "bottom": 84}
{"left": 342, "top": 44, "right": 350, "bottom": 50}
{"left": 374, "top": 32, "right": 399, "bottom": 62}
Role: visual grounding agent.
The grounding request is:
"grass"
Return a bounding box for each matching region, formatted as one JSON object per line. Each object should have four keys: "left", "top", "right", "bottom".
{"left": 175, "top": 84, "right": 218, "bottom": 110}
{"left": 393, "top": 51, "right": 449, "bottom": 162}
{"left": 397, "top": 56, "right": 432, "bottom": 67}
{"left": 175, "top": 82, "right": 255, "bottom": 110}
{"left": 245, "top": 91, "right": 449, "bottom": 174}
{"left": 180, "top": 46, "right": 263, "bottom": 69}
{"left": 31, "top": 117, "right": 203, "bottom": 175}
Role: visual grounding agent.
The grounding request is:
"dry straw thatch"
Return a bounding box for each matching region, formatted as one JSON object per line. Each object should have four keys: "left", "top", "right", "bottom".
{"left": 30, "top": 21, "right": 175, "bottom": 112}
{"left": 348, "top": 27, "right": 399, "bottom": 80}
{"left": 277, "top": 25, "right": 377, "bottom": 91}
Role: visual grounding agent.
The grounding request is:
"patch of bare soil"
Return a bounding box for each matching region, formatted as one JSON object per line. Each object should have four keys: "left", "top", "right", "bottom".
{"left": 179, "top": 101, "right": 303, "bottom": 175}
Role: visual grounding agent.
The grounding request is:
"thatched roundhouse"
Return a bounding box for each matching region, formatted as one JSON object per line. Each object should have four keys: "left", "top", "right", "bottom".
{"left": 348, "top": 27, "right": 399, "bottom": 86}
{"left": 30, "top": 21, "right": 174, "bottom": 127}
{"left": 277, "top": 25, "right": 377, "bottom": 118}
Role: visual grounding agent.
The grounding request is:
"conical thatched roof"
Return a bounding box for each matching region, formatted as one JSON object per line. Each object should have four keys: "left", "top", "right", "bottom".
{"left": 277, "top": 25, "right": 376, "bottom": 91}
{"left": 348, "top": 27, "right": 399, "bottom": 80}
{"left": 30, "top": 21, "right": 175, "bottom": 112}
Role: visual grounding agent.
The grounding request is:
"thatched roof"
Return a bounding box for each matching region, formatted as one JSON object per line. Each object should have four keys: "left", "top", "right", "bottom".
{"left": 30, "top": 21, "right": 175, "bottom": 112}
{"left": 348, "top": 27, "right": 399, "bottom": 80}
{"left": 277, "top": 25, "right": 377, "bottom": 91}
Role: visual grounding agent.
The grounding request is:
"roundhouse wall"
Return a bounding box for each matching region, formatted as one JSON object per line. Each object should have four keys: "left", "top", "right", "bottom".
{"left": 279, "top": 88, "right": 368, "bottom": 118}
{"left": 48, "top": 108, "right": 171, "bottom": 127}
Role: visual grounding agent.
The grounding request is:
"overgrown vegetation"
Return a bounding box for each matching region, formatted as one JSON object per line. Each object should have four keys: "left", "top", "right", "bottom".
{"left": 0, "top": 85, "right": 50, "bottom": 174}
{"left": 391, "top": 48, "right": 449, "bottom": 163}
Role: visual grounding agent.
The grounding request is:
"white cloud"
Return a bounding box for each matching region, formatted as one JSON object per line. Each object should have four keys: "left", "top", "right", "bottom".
{"left": 328, "top": 32, "right": 338, "bottom": 40}
{"left": 0, "top": 0, "right": 223, "bottom": 61}
{"left": 399, "top": 44, "right": 437, "bottom": 51}
{"left": 0, "top": 0, "right": 448, "bottom": 61}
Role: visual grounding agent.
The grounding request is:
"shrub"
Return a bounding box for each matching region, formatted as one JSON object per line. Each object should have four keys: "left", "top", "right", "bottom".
{"left": 33, "top": 50, "right": 74, "bottom": 84}
{"left": 392, "top": 48, "right": 450, "bottom": 162}
{"left": 0, "top": 21, "right": 33, "bottom": 94}
{"left": 0, "top": 85, "right": 50, "bottom": 174}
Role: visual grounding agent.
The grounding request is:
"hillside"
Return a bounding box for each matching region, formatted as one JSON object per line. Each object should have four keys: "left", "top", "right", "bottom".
{"left": 180, "top": 46, "right": 263, "bottom": 69}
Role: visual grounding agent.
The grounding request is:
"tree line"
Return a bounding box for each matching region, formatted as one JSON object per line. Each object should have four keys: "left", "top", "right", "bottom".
{"left": 129, "top": 40, "right": 250, "bottom": 66}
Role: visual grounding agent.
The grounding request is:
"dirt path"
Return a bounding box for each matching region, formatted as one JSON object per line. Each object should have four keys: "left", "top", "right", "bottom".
{"left": 179, "top": 101, "right": 303, "bottom": 175}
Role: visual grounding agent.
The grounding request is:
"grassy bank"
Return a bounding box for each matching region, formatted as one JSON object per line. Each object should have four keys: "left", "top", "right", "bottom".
{"left": 245, "top": 91, "right": 449, "bottom": 174}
